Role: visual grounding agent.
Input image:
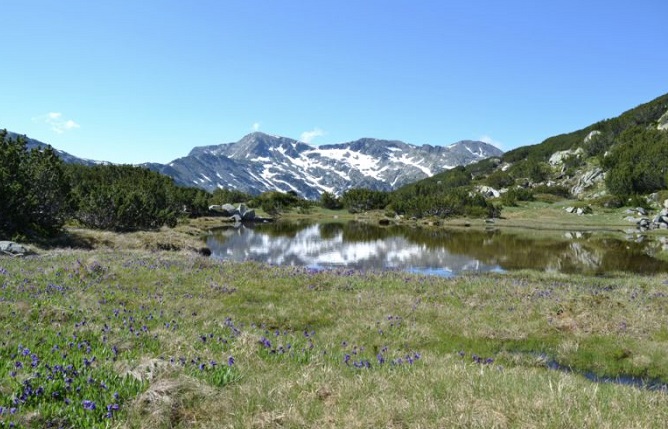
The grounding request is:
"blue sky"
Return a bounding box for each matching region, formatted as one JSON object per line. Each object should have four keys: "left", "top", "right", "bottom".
{"left": 1, "top": 0, "right": 667, "bottom": 164}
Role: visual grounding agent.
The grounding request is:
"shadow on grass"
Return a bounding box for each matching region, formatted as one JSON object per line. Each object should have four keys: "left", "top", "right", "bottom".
{"left": 29, "top": 230, "right": 97, "bottom": 250}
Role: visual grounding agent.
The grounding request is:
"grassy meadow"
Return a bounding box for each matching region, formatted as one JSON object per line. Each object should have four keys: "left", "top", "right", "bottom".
{"left": 2, "top": 244, "right": 668, "bottom": 428}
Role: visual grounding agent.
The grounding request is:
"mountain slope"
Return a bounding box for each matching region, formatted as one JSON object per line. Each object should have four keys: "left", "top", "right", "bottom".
{"left": 399, "top": 92, "right": 668, "bottom": 200}
{"left": 4, "top": 131, "right": 101, "bottom": 166}
{"left": 147, "top": 132, "right": 503, "bottom": 199}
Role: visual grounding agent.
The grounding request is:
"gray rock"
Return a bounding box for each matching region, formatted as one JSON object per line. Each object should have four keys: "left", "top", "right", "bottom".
{"left": 549, "top": 147, "right": 585, "bottom": 166}
{"left": 0, "top": 241, "right": 30, "bottom": 256}
{"left": 237, "top": 204, "right": 249, "bottom": 217}
{"left": 570, "top": 167, "right": 605, "bottom": 196}
{"left": 242, "top": 209, "right": 256, "bottom": 221}
{"left": 635, "top": 207, "right": 647, "bottom": 216}
{"left": 565, "top": 207, "right": 576, "bottom": 213}
{"left": 576, "top": 208, "right": 585, "bottom": 215}
{"left": 660, "top": 208, "right": 668, "bottom": 216}
{"left": 477, "top": 186, "right": 500, "bottom": 198}
{"left": 584, "top": 130, "right": 602, "bottom": 144}
{"left": 230, "top": 214, "right": 242, "bottom": 223}
{"left": 664, "top": 199, "right": 668, "bottom": 210}
{"left": 222, "top": 204, "right": 237, "bottom": 215}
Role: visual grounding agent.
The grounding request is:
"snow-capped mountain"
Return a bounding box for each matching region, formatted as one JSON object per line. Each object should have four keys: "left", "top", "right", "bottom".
{"left": 147, "top": 132, "right": 503, "bottom": 199}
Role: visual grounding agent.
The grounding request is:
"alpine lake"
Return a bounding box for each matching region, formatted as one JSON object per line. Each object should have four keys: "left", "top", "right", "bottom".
{"left": 206, "top": 220, "right": 668, "bottom": 277}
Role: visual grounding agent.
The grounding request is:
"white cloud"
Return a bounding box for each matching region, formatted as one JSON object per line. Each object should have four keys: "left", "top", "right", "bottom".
{"left": 34, "top": 112, "right": 80, "bottom": 134}
{"left": 479, "top": 135, "right": 503, "bottom": 149}
{"left": 252, "top": 122, "right": 261, "bottom": 132}
{"left": 300, "top": 127, "right": 325, "bottom": 144}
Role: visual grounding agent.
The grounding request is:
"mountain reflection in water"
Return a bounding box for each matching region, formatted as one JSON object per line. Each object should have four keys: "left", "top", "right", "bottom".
{"left": 206, "top": 222, "right": 668, "bottom": 276}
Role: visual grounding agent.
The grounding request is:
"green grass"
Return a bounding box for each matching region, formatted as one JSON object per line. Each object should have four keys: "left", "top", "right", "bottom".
{"left": 1, "top": 250, "right": 668, "bottom": 428}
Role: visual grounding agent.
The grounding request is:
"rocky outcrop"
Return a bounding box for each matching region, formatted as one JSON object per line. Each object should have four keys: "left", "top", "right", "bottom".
{"left": 658, "top": 109, "right": 668, "bottom": 131}
{"left": 583, "top": 130, "right": 602, "bottom": 144}
{"left": 570, "top": 167, "right": 605, "bottom": 197}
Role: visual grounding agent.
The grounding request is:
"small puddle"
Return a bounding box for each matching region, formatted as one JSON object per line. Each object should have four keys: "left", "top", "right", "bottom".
{"left": 538, "top": 353, "right": 667, "bottom": 392}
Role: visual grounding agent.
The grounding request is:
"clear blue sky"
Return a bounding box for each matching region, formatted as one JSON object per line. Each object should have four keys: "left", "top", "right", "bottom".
{"left": 1, "top": 0, "right": 667, "bottom": 164}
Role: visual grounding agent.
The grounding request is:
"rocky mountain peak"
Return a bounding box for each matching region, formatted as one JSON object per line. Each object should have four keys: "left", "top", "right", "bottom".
{"left": 148, "top": 134, "right": 503, "bottom": 199}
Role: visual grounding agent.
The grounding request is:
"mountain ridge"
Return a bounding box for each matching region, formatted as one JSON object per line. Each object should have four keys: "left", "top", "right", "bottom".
{"left": 146, "top": 132, "right": 503, "bottom": 199}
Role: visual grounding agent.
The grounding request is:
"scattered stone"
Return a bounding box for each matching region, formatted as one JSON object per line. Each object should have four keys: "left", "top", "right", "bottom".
{"left": 566, "top": 206, "right": 591, "bottom": 215}
{"left": 635, "top": 207, "right": 647, "bottom": 216}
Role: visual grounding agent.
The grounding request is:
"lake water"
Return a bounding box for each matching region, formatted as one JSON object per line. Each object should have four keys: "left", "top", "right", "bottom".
{"left": 206, "top": 222, "right": 668, "bottom": 276}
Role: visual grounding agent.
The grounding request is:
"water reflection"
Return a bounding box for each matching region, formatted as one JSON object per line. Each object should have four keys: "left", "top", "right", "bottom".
{"left": 206, "top": 222, "right": 668, "bottom": 276}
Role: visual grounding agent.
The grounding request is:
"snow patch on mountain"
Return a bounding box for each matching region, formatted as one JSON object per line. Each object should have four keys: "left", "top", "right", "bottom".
{"left": 146, "top": 132, "right": 503, "bottom": 199}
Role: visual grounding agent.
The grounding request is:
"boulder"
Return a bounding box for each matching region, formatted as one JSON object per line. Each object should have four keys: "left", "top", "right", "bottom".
{"left": 635, "top": 207, "right": 647, "bottom": 216}
{"left": 242, "top": 209, "right": 256, "bottom": 221}
{"left": 209, "top": 204, "right": 223, "bottom": 212}
{"left": 477, "top": 186, "right": 500, "bottom": 198}
{"left": 565, "top": 207, "right": 576, "bottom": 213}
{"left": 230, "top": 214, "right": 242, "bottom": 223}
{"left": 664, "top": 199, "right": 668, "bottom": 210}
{"left": 549, "top": 147, "right": 585, "bottom": 166}
{"left": 0, "top": 241, "right": 30, "bottom": 256}
{"left": 584, "top": 130, "right": 602, "bottom": 144}
{"left": 222, "top": 204, "right": 237, "bottom": 215}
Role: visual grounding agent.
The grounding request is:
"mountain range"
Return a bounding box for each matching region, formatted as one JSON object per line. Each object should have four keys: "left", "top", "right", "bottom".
{"left": 143, "top": 132, "right": 502, "bottom": 199}
{"left": 4, "top": 130, "right": 502, "bottom": 199}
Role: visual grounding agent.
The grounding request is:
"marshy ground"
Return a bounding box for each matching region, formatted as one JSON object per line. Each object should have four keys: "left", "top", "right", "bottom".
{"left": 2, "top": 239, "right": 668, "bottom": 428}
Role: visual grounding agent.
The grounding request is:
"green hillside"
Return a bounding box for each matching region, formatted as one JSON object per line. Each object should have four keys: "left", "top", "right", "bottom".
{"left": 389, "top": 92, "right": 668, "bottom": 216}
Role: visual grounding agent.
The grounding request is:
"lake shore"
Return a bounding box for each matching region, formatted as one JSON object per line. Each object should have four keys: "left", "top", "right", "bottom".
{"left": 2, "top": 239, "right": 668, "bottom": 427}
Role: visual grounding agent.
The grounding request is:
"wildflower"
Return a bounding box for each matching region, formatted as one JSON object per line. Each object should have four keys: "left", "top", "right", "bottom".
{"left": 82, "top": 400, "right": 96, "bottom": 410}
{"left": 227, "top": 356, "right": 235, "bottom": 366}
